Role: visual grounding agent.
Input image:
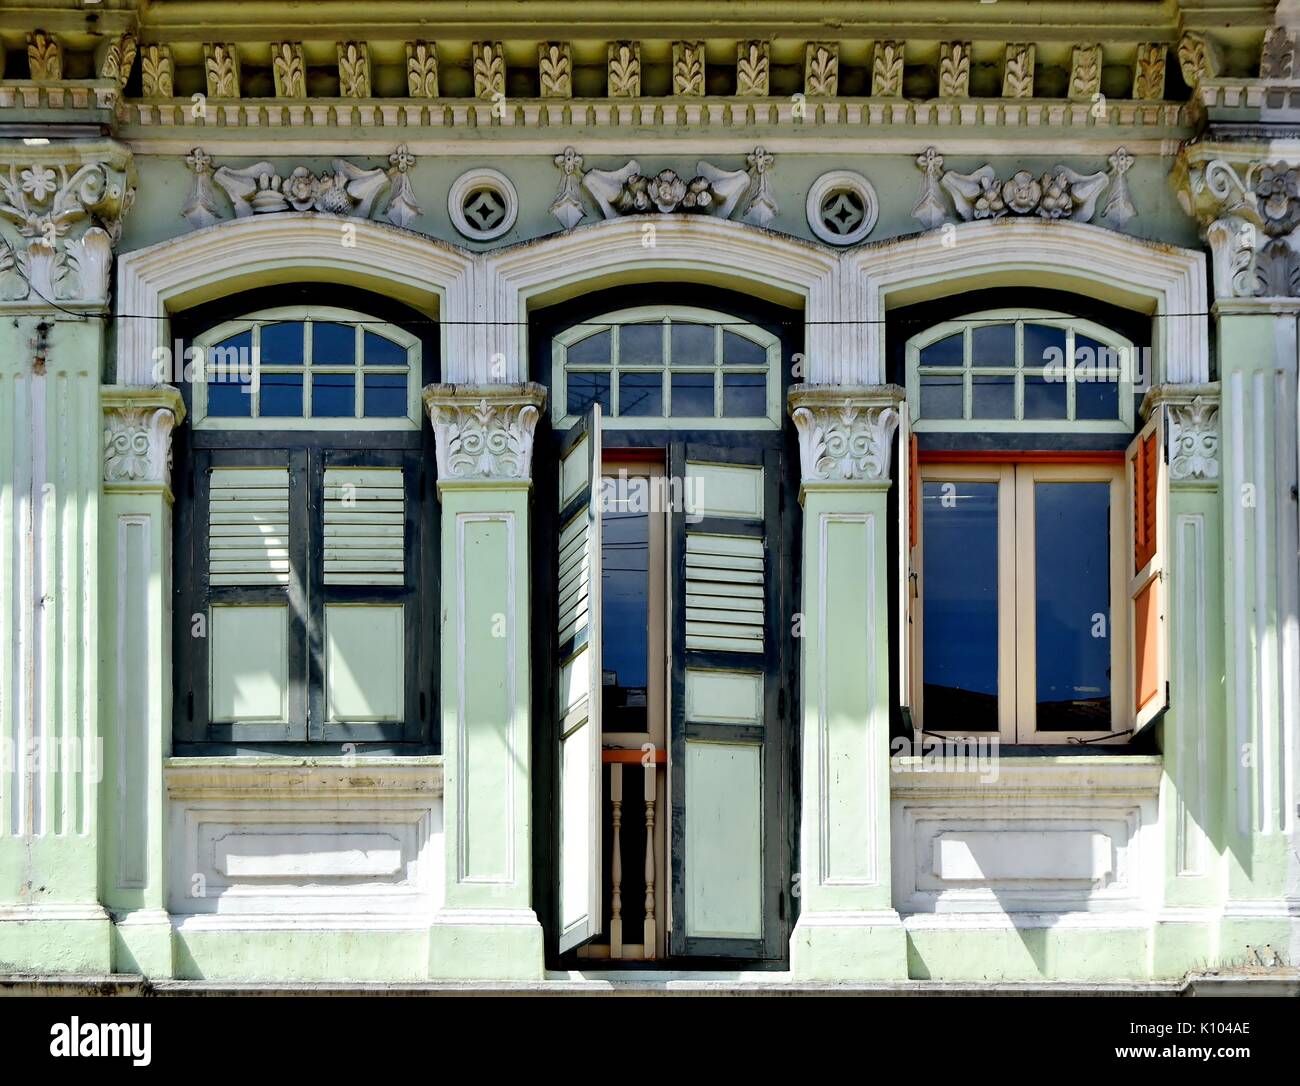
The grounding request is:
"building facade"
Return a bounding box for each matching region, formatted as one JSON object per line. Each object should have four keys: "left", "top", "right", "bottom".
{"left": 0, "top": 0, "right": 1297, "bottom": 987}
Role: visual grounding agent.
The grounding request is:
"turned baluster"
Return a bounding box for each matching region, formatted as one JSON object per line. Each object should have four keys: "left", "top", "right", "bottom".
{"left": 610, "top": 761, "right": 623, "bottom": 958}
{"left": 644, "top": 761, "right": 656, "bottom": 959}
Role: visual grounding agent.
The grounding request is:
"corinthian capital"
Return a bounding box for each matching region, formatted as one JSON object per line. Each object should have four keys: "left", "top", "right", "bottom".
{"left": 423, "top": 383, "right": 548, "bottom": 483}
{"left": 788, "top": 385, "right": 904, "bottom": 484}
{"left": 102, "top": 387, "right": 187, "bottom": 489}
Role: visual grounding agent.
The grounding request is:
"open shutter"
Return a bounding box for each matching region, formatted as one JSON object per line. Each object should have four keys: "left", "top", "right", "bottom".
{"left": 555, "top": 406, "right": 602, "bottom": 952}
{"left": 669, "top": 442, "right": 783, "bottom": 959}
{"left": 1127, "top": 409, "right": 1169, "bottom": 735}
{"left": 898, "top": 411, "right": 917, "bottom": 731}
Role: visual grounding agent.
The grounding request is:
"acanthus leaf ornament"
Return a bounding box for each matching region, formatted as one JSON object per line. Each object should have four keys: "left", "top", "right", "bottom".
{"left": 423, "top": 384, "right": 547, "bottom": 482}
{"left": 736, "top": 41, "right": 770, "bottom": 97}
{"left": 1165, "top": 396, "right": 1221, "bottom": 483}
{"left": 872, "top": 41, "right": 904, "bottom": 97}
{"left": 790, "top": 393, "right": 901, "bottom": 483}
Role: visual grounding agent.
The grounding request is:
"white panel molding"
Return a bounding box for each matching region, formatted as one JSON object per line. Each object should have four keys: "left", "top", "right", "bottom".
{"left": 1174, "top": 512, "right": 1211, "bottom": 877}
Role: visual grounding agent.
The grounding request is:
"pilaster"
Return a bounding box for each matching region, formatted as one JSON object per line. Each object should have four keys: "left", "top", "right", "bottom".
{"left": 421, "top": 382, "right": 547, "bottom": 979}
{"left": 786, "top": 385, "right": 908, "bottom": 980}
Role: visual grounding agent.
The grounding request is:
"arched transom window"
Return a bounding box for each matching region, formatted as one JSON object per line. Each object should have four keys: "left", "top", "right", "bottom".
{"left": 906, "top": 309, "right": 1136, "bottom": 433}
{"left": 553, "top": 306, "right": 782, "bottom": 429}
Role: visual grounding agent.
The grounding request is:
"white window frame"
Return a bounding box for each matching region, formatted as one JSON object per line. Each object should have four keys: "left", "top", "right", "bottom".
{"left": 906, "top": 309, "right": 1137, "bottom": 434}
{"left": 913, "top": 461, "right": 1130, "bottom": 744}
{"left": 552, "top": 305, "right": 782, "bottom": 430}
{"left": 191, "top": 305, "right": 422, "bottom": 431}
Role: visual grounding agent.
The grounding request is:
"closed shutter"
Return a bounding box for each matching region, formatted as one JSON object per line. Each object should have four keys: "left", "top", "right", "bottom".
{"left": 323, "top": 467, "right": 405, "bottom": 586}
{"left": 1127, "top": 409, "right": 1169, "bottom": 735}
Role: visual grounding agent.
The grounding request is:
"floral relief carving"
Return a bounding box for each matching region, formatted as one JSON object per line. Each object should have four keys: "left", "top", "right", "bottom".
{"left": 1003, "top": 44, "right": 1035, "bottom": 98}
{"left": 406, "top": 41, "right": 439, "bottom": 98}
{"left": 100, "top": 34, "right": 137, "bottom": 91}
{"left": 272, "top": 42, "right": 307, "bottom": 98}
{"left": 1132, "top": 43, "right": 1167, "bottom": 100}
{"left": 673, "top": 41, "right": 705, "bottom": 96}
{"left": 1068, "top": 43, "right": 1102, "bottom": 100}
{"left": 736, "top": 41, "right": 770, "bottom": 97}
{"left": 27, "top": 31, "right": 62, "bottom": 82}
{"left": 104, "top": 407, "right": 178, "bottom": 485}
{"left": 578, "top": 148, "right": 776, "bottom": 225}
{"left": 0, "top": 154, "right": 134, "bottom": 305}
{"left": 140, "top": 44, "right": 175, "bottom": 98}
{"left": 1100, "top": 147, "right": 1137, "bottom": 229}
{"left": 549, "top": 146, "right": 586, "bottom": 229}
{"left": 1260, "top": 26, "right": 1296, "bottom": 79}
{"left": 539, "top": 42, "right": 573, "bottom": 98}
{"left": 204, "top": 43, "right": 240, "bottom": 98}
{"left": 473, "top": 41, "right": 506, "bottom": 99}
{"left": 939, "top": 42, "right": 971, "bottom": 97}
{"left": 608, "top": 41, "right": 641, "bottom": 97}
{"left": 805, "top": 43, "right": 839, "bottom": 97}
{"left": 790, "top": 398, "right": 901, "bottom": 483}
{"left": 425, "top": 390, "right": 546, "bottom": 481}
{"left": 872, "top": 41, "right": 904, "bottom": 97}
{"left": 337, "top": 42, "right": 371, "bottom": 98}
{"left": 1166, "top": 397, "right": 1220, "bottom": 483}
{"left": 1177, "top": 31, "right": 1222, "bottom": 88}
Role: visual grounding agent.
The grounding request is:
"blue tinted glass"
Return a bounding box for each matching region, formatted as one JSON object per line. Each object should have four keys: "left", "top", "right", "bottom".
{"left": 567, "top": 372, "right": 610, "bottom": 416}
{"left": 670, "top": 322, "right": 714, "bottom": 364}
{"left": 723, "top": 372, "right": 766, "bottom": 416}
{"left": 312, "top": 371, "right": 355, "bottom": 417}
{"left": 313, "top": 322, "right": 355, "bottom": 366}
{"left": 259, "top": 372, "right": 303, "bottom": 416}
{"left": 601, "top": 489, "right": 649, "bottom": 732}
{"left": 722, "top": 330, "right": 766, "bottom": 365}
{"left": 971, "top": 374, "right": 1014, "bottom": 418}
{"left": 919, "top": 332, "right": 963, "bottom": 367}
{"left": 1024, "top": 373, "right": 1067, "bottom": 419}
{"left": 971, "top": 323, "right": 1014, "bottom": 365}
{"left": 206, "top": 330, "right": 252, "bottom": 386}
{"left": 922, "top": 480, "right": 999, "bottom": 729}
{"left": 618, "top": 373, "right": 662, "bottom": 417}
{"left": 1023, "top": 324, "right": 1067, "bottom": 375}
{"left": 619, "top": 324, "right": 661, "bottom": 364}
{"left": 206, "top": 380, "right": 252, "bottom": 417}
{"left": 670, "top": 372, "right": 713, "bottom": 416}
{"left": 363, "top": 331, "right": 406, "bottom": 367}
{"left": 363, "top": 374, "right": 407, "bottom": 417}
{"left": 1034, "top": 482, "right": 1112, "bottom": 729}
{"left": 260, "top": 322, "right": 303, "bottom": 365}
{"left": 567, "top": 329, "right": 611, "bottom": 365}
{"left": 1075, "top": 375, "right": 1120, "bottom": 420}
{"left": 919, "top": 373, "right": 963, "bottom": 418}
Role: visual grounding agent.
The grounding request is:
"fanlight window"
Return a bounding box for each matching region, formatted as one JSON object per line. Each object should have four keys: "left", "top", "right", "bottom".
{"left": 906, "top": 310, "right": 1136, "bottom": 432}
{"left": 554, "top": 306, "right": 781, "bottom": 428}
{"left": 192, "top": 307, "right": 421, "bottom": 429}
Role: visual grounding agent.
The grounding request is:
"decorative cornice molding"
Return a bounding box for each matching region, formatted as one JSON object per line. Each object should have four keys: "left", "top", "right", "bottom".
{"left": 1177, "top": 31, "right": 1223, "bottom": 90}
{"left": 1003, "top": 44, "right": 1035, "bottom": 99}
{"left": 27, "top": 30, "right": 63, "bottom": 82}
{"left": 805, "top": 42, "right": 839, "bottom": 98}
{"left": 872, "top": 40, "right": 904, "bottom": 98}
{"left": 736, "top": 41, "right": 770, "bottom": 98}
{"left": 1069, "top": 43, "right": 1103, "bottom": 101}
{"left": 673, "top": 40, "right": 706, "bottom": 97}
{"left": 204, "top": 43, "right": 240, "bottom": 98}
{"left": 102, "top": 386, "right": 187, "bottom": 489}
{"left": 406, "top": 41, "right": 439, "bottom": 98}
{"left": 939, "top": 41, "right": 971, "bottom": 98}
{"left": 99, "top": 33, "right": 137, "bottom": 92}
{"left": 538, "top": 42, "right": 572, "bottom": 99}
{"left": 423, "top": 383, "right": 547, "bottom": 483}
{"left": 337, "top": 41, "right": 372, "bottom": 99}
{"left": 788, "top": 385, "right": 904, "bottom": 485}
{"left": 607, "top": 41, "right": 641, "bottom": 97}
{"left": 473, "top": 41, "right": 506, "bottom": 100}
{"left": 1132, "top": 42, "right": 1167, "bottom": 100}
{"left": 1260, "top": 25, "right": 1296, "bottom": 80}
{"left": 0, "top": 144, "right": 136, "bottom": 307}
{"left": 271, "top": 41, "right": 307, "bottom": 99}
{"left": 140, "top": 44, "right": 174, "bottom": 98}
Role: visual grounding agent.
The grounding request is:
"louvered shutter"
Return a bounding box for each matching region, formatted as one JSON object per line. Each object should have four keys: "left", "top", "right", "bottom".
{"left": 1127, "top": 409, "right": 1169, "bottom": 735}
{"left": 669, "top": 442, "right": 784, "bottom": 960}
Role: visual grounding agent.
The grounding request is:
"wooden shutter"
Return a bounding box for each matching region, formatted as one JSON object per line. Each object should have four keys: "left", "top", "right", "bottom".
{"left": 1126, "top": 409, "right": 1169, "bottom": 734}
{"left": 322, "top": 467, "right": 405, "bottom": 586}
{"left": 898, "top": 412, "right": 916, "bottom": 730}
{"left": 555, "top": 406, "right": 603, "bottom": 953}
{"left": 669, "top": 442, "right": 785, "bottom": 960}
{"left": 208, "top": 466, "right": 291, "bottom": 586}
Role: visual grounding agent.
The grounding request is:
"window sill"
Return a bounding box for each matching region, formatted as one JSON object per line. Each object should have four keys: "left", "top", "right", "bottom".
{"left": 890, "top": 752, "right": 1162, "bottom": 799}
{"left": 165, "top": 755, "right": 444, "bottom": 800}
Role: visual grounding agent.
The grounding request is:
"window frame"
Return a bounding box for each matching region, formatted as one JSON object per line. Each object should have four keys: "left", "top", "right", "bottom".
{"left": 905, "top": 308, "right": 1137, "bottom": 435}
{"left": 913, "top": 459, "right": 1129, "bottom": 744}
{"left": 552, "top": 305, "right": 782, "bottom": 430}
{"left": 191, "top": 305, "right": 423, "bottom": 431}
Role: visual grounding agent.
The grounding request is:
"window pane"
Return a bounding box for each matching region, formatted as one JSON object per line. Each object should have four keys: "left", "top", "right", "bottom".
{"left": 971, "top": 323, "right": 1014, "bottom": 366}
{"left": 601, "top": 479, "right": 649, "bottom": 732}
{"left": 363, "top": 374, "right": 408, "bottom": 417}
{"left": 206, "top": 380, "right": 252, "bottom": 417}
{"left": 723, "top": 372, "right": 766, "bottom": 417}
{"left": 1034, "top": 482, "right": 1112, "bottom": 730}
{"left": 670, "top": 372, "right": 714, "bottom": 416}
{"left": 1075, "top": 375, "right": 1120, "bottom": 420}
{"left": 313, "top": 322, "right": 355, "bottom": 366}
{"left": 364, "top": 331, "right": 407, "bottom": 367}
{"left": 670, "top": 322, "right": 714, "bottom": 365}
{"left": 619, "top": 323, "right": 661, "bottom": 365}
{"left": 260, "top": 322, "right": 304, "bottom": 365}
{"left": 971, "top": 374, "right": 1014, "bottom": 418}
{"left": 1074, "top": 335, "right": 1123, "bottom": 420}
{"left": 1023, "top": 324, "right": 1067, "bottom": 378}
{"left": 567, "top": 328, "right": 611, "bottom": 365}
{"left": 922, "top": 480, "right": 999, "bottom": 729}
{"left": 919, "top": 332, "right": 963, "bottom": 367}
{"left": 312, "top": 371, "right": 355, "bottom": 417}
{"left": 567, "top": 371, "right": 610, "bottom": 416}
{"left": 206, "top": 331, "right": 252, "bottom": 416}
{"left": 919, "top": 373, "right": 963, "bottom": 419}
{"left": 1023, "top": 374, "right": 1067, "bottom": 419}
{"left": 723, "top": 330, "right": 766, "bottom": 366}
{"left": 619, "top": 372, "right": 663, "bottom": 417}
{"left": 260, "top": 372, "right": 303, "bottom": 417}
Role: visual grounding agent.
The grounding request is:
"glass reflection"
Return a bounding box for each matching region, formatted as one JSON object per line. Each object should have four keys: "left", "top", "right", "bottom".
{"left": 601, "top": 480, "right": 649, "bottom": 732}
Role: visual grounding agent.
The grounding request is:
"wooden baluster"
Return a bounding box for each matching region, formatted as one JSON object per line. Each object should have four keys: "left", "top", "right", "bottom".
{"left": 643, "top": 761, "right": 656, "bottom": 959}
{"left": 610, "top": 762, "right": 623, "bottom": 958}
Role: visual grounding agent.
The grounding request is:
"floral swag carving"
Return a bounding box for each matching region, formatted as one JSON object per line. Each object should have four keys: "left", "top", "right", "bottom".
{"left": 104, "top": 406, "right": 178, "bottom": 485}
{"left": 1166, "top": 397, "right": 1220, "bottom": 482}
{"left": 0, "top": 155, "right": 135, "bottom": 305}
{"left": 182, "top": 145, "right": 422, "bottom": 229}
{"left": 426, "top": 393, "right": 545, "bottom": 480}
{"left": 791, "top": 400, "right": 901, "bottom": 482}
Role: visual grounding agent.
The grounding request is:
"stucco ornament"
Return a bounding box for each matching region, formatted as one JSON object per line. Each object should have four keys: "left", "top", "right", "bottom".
{"left": 103, "top": 406, "right": 178, "bottom": 485}
{"left": 183, "top": 146, "right": 421, "bottom": 229}
{"left": 549, "top": 147, "right": 587, "bottom": 229}
{"left": 0, "top": 152, "right": 134, "bottom": 305}
{"left": 424, "top": 384, "right": 548, "bottom": 482}
{"left": 790, "top": 394, "right": 901, "bottom": 483}
{"left": 1166, "top": 397, "right": 1221, "bottom": 483}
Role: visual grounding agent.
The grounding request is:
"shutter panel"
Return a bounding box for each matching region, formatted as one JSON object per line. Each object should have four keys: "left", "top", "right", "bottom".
{"left": 1127, "top": 409, "right": 1169, "bottom": 734}
{"left": 898, "top": 411, "right": 916, "bottom": 729}
{"left": 669, "top": 442, "right": 783, "bottom": 960}
{"left": 323, "top": 466, "right": 405, "bottom": 586}
{"left": 555, "top": 406, "right": 603, "bottom": 953}
{"left": 208, "top": 466, "right": 291, "bottom": 585}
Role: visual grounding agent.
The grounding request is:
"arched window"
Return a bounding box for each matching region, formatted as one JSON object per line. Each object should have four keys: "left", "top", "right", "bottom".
{"left": 906, "top": 309, "right": 1136, "bottom": 432}
{"left": 553, "top": 306, "right": 782, "bottom": 428}
{"left": 172, "top": 291, "right": 436, "bottom": 752}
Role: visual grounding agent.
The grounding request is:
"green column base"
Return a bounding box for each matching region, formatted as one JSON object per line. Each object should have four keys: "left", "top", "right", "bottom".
{"left": 111, "top": 910, "right": 175, "bottom": 978}
{"left": 172, "top": 923, "right": 431, "bottom": 982}
{"left": 1151, "top": 912, "right": 1219, "bottom": 978}
{"left": 790, "top": 911, "right": 909, "bottom": 981}
{"left": 1217, "top": 907, "right": 1296, "bottom": 971}
{"left": 904, "top": 919, "right": 1151, "bottom": 981}
{"left": 428, "top": 909, "right": 545, "bottom": 980}
{"left": 0, "top": 907, "right": 113, "bottom": 973}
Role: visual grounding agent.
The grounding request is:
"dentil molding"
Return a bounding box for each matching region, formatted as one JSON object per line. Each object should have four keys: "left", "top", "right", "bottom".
{"left": 423, "top": 383, "right": 548, "bottom": 483}
{"left": 788, "top": 385, "right": 905, "bottom": 484}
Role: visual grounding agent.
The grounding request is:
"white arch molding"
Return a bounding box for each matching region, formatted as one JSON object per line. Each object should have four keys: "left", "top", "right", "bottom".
{"left": 115, "top": 213, "right": 1210, "bottom": 388}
